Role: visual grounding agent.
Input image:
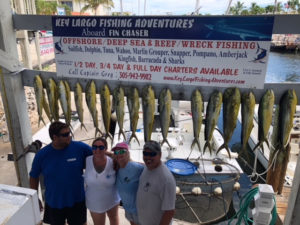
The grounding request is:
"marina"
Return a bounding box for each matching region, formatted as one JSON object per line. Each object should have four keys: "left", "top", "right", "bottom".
{"left": 1, "top": 1, "right": 300, "bottom": 224}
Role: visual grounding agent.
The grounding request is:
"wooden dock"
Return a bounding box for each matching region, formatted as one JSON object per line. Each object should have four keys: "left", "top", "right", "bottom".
{"left": 275, "top": 186, "right": 292, "bottom": 224}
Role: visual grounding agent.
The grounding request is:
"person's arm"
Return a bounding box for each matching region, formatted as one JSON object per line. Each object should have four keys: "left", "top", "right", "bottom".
{"left": 29, "top": 177, "right": 43, "bottom": 211}
{"left": 159, "top": 209, "right": 175, "bottom": 225}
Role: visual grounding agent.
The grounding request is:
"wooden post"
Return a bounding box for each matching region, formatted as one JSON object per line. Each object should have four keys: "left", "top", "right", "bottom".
{"left": 0, "top": 0, "right": 33, "bottom": 187}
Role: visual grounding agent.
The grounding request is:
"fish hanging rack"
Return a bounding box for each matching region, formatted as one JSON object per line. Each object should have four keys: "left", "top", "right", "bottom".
{"left": 21, "top": 69, "right": 300, "bottom": 104}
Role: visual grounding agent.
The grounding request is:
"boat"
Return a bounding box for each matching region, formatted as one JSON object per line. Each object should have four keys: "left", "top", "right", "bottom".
{"left": 111, "top": 100, "right": 244, "bottom": 224}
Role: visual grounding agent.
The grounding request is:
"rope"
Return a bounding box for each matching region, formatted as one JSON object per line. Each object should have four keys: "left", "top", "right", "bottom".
{"left": 227, "top": 187, "right": 277, "bottom": 225}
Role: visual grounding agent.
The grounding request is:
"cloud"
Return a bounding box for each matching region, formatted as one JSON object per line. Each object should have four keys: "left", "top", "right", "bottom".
{"left": 112, "top": 0, "right": 278, "bottom": 15}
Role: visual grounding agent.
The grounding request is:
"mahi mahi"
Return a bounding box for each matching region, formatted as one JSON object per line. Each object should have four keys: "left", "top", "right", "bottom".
{"left": 159, "top": 88, "right": 172, "bottom": 148}
{"left": 33, "top": 75, "right": 46, "bottom": 126}
{"left": 85, "top": 80, "right": 102, "bottom": 137}
{"left": 204, "top": 91, "right": 222, "bottom": 155}
{"left": 240, "top": 91, "right": 256, "bottom": 157}
{"left": 142, "top": 85, "right": 155, "bottom": 142}
{"left": 127, "top": 87, "right": 140, "bottom": 145}
{"left": 74, "top": 82, "right": 87, "bottom": 131}
{"left": 100, "top": 84, "right": 113, "bottom": 140}
{"left": 191, "top": 89, "right": 203, "bottom": 151}
{"left": 253, "top": 89, "right": 274, "bottom": 153}
{"left": 217, "top": 87, "right": 241, "bottom": 159}
{"left": 46, "top": 78, "right": 59, "bottom": 121}
{"left": 58, "top": 80, "right": 72, "bottom": 127}
{"left": 113, "top": 86, "right": 126, "bottom": 140}
{"left": 278, "top": 89, "right": 297, "bottom": 150}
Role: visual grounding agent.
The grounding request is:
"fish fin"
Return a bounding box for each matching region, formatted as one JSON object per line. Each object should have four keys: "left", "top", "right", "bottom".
{"left": 38, "top": 116, "right": 46, "bottom": 127}
{"left": 215, "top": 127, "right": 223, "bottom": 137}
{"left": 129, "top": 133, "right": 140, "bottom": 146}
{"left": 238, "top": 144, "right": 250, "bottom": 162}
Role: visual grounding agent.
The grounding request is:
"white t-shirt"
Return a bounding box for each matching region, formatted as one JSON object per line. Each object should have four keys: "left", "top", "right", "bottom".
{"left": 84, "top": 156, "right": 120, "bottom": 213}
{"left": 137, "top": 163, "right": 176, "bottom": 225}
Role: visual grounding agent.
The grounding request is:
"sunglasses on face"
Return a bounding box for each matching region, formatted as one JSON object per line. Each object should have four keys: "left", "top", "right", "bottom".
{"left": 59, "top": 132, "right": 71, "bottom": 137}
{"left": 92, "top": 145, "right": 106, "bottom": 151}
{"left": 143, "top": 151, "right": 158, "bottom": 157}
{"left": 114, "top": 149, "right": 127, "bottom": 155}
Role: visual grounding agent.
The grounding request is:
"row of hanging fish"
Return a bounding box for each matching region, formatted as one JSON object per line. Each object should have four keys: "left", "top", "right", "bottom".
{"left": 33, "top": 75, "right": 298, "bottom": 159}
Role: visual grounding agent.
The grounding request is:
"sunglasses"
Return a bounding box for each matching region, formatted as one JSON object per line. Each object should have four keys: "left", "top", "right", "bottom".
{"left": 143, "top": 151, "right": 158, "bottom": 157}
{"left": 114, "top": 149, "right": 127, "bottom": 155}
{"left": 92, "top": 145, "right": 106, "bottom": 151}
{"left": 59, "top": 132, "right": 71, "bottom": 137}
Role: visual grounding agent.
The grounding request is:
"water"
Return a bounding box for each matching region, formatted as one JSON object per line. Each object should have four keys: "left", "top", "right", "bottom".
{"left": 266, "top": 51, "right": 300, "bottom": 83}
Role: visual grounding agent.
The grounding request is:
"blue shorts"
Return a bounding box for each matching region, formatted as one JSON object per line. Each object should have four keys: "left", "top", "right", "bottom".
{"left": 43, "top": 201, "right": 86, "bottom": 225}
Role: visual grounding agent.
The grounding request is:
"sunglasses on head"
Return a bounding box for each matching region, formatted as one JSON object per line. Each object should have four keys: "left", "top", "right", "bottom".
{"left": 143, "top": 151, "right": 158, "bottom": 157}
{"left": 59, "top": 132, "right": 71, "bottom": 137}
{"left": 114, "top": 149, "right": 127, "bottom": 155}
{"left": 92, "top": 145, "right": 106, "bottom": 151}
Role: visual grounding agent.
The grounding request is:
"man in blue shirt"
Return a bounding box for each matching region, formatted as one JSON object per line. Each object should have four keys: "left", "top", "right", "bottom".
{"left": 29, "top": 121, "right": 92, "bottom": 225}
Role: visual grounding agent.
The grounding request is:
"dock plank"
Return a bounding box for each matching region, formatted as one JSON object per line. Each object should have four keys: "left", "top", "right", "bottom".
{"left": 275, "top": 186, "right": 292, "bottom": 223}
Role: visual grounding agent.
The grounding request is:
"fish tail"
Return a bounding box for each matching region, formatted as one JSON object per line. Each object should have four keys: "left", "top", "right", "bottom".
{"left": 38, "top": 116, "right": 46, "bottom": 127}
{"left": 252, "top": 142, "right": 261, "bottom": 152}
{"left": 216, "top": 143, "right": 226, "bottom": 155}
{"left": 95, "top": 127, "right": 102, "bottom": 137}
{"left": 129, "top": 133, "right": 140, "bottom": 146}
{"left": 191, "top": 138, "right": 201, "bottom": 152}
{"left": 265, "top": 139, "right": 270, "bottom": 149}
{"left": 105, "top": 132, "right": 113, "bottom": 140}
{"left": 81, "top": 123, "right": 87, "bottom": 132}
{"left": 161, "top": 138, "right": 172, "bottom": 149}
{"left": 203, "top": 141, "right": 212, "bottom": 156}
{"left": 118, "top": 129, "right": 126, "bottom": 141}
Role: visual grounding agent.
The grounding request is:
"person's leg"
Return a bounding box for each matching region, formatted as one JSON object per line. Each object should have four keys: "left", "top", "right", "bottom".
{"left": 90, "top": 211, "right": 106, "bottom": 225}
{"left": 66, "top": 201, "right": 87, "bottom": 225}
{"left": 107, "top": 205, "right": 119, "bottom": 225}
{"left": 43, "top": 203, "right": 66, "bottom": 225}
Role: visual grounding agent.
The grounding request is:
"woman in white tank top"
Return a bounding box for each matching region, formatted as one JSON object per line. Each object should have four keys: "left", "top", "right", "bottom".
{"left": 84, "top": 137, "right": 120, "bottom": 225}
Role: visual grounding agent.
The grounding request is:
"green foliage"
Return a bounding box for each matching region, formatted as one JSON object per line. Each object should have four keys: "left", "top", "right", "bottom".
{"left": 35, "top": 0, "right": 71, "bottom": 15}
{"left": 80, "top": 0, "right": 114, "bottom": 15}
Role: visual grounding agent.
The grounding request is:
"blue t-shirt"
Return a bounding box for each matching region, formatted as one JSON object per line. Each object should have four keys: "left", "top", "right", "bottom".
{"left": 29, "top": 141, "right": 92, "bottom": 209}
{"left": 116, "top": 161, "right": 144, "bottom": 214}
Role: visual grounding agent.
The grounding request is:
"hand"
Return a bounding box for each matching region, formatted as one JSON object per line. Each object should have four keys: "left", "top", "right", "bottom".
{"left": 38, "top": 199, "right": 44, "bottom": 212}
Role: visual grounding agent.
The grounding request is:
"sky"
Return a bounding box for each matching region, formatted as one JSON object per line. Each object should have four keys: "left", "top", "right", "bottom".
{"left": 111, "top": 0, "right": 282, "bottom": 15}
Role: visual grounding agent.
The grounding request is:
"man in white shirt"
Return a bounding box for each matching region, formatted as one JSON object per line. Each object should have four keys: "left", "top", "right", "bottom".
{"left": 136, "top": 140, "right": 176, "bottom": 225}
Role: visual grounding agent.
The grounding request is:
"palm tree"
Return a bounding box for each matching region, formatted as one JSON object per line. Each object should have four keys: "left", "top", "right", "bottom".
{"left": 265, "top": 5, "right": 275, "bottom": 13}
{"left": 229, "top": 1, "right": 246, "bottom": 15}
{"left": 80, "top": 0, "right": 114, "bottom": 15}
{"left": 249, "top": 2, "right": 265, "bottom": 15}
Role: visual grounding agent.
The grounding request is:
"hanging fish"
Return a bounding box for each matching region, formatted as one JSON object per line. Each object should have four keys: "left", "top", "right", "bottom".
{"left": 142, "top": 85, "right": 155, "bottom": 142}
{"left": 85, "top": 80, "right": 102, "bottom": 137}
{"left": 217, "top": 87, "right": 241, "bottom": 159}
{"left": 191, "top": 89, "right": 203, "bottom": 152}
{"left": 204, "top": 91, "right": 222, "bottom": 155}
{"left": 253, "top": 89, "right": 274, "bottom": 153}
{"left": 58, "top": 80, "right": 72, "bottom": 127}
{"left": 74, "top": 82, "right": 87, "bottom": 131}
{"left": 113, "top": 86, "right": 126, "bottom": 140}
{"left": 240, "top": 91, "right": 256, "bottom": 157}
{"left": 46, "top": 78, "right": 59, "bottom": 122}
{"left": 127, "top": 87, "right": 140, "bottom": 145}
{"left": 100, "top": 84, "right": 113, "bottom": 140}
{"left": 42, "top": 88, "right": 51, "bottom": 123}
{"left": 278, "top": 89, "right": 297, "bottom": 150}
{"left": 159, "top": 88, "right": 172, "bottom": 149}
{"left": 33, "top": 75, "right": 46, "bottom": 126}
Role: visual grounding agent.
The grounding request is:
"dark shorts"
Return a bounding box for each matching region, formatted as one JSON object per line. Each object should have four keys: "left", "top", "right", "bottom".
{"left": 43, "top": 201, "right": 87, "bottom": 225}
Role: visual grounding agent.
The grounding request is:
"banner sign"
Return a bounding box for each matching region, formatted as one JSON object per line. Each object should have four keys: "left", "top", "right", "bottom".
{"left": 52, "top": 16, "right": 274, "bottom": 88}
